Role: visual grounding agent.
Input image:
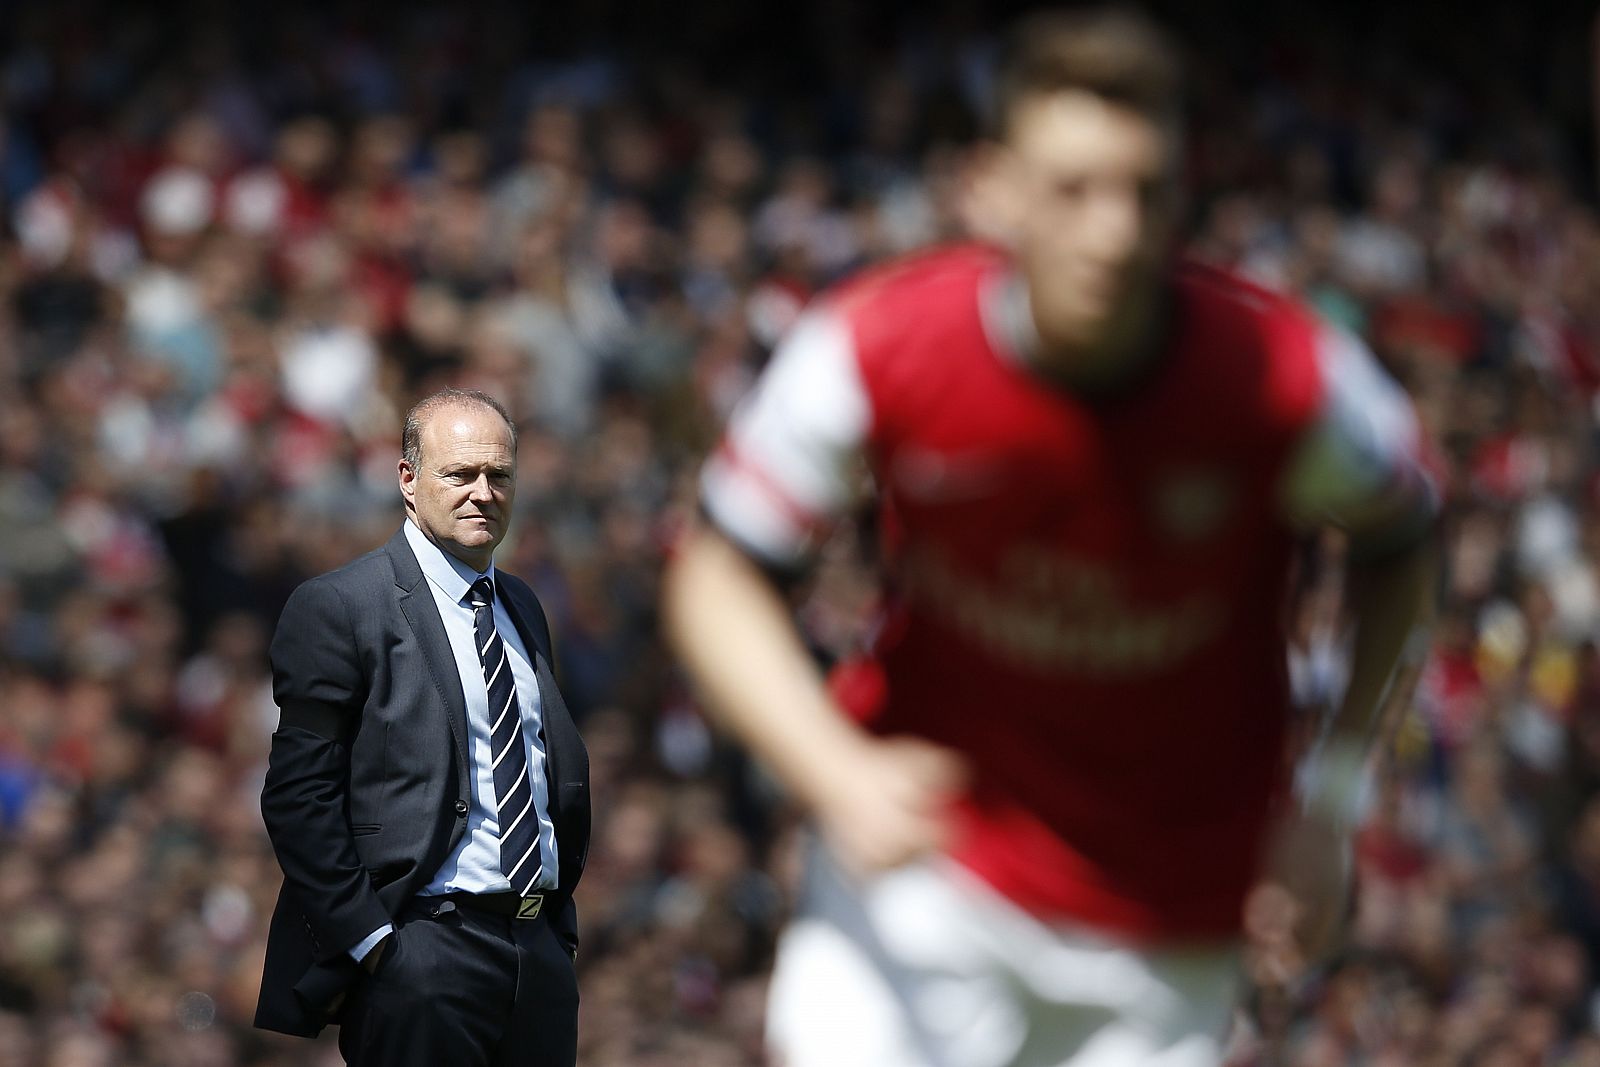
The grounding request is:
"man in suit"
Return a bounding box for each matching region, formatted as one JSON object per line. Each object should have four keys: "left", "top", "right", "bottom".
{"left": 256, "top": 387, "right": 590, "bottom": 1067}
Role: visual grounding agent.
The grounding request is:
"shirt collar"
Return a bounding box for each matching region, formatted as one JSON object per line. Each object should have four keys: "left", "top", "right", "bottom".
{"left": 403, "top": 518, "right": 496, "bottom": 605}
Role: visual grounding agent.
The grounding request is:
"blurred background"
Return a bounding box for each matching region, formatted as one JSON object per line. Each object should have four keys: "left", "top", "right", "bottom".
{"left": 1, "top": 1, "right": 1599, "bottom": 1064}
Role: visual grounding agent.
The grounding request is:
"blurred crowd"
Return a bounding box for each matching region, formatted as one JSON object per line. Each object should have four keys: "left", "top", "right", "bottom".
{"left": 0, "top": 2, "right": 1598, "bottom": 1064}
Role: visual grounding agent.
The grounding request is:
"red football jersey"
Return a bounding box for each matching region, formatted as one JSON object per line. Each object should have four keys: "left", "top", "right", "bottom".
{"left": 702, "top": 242, "right": 1436, "bottom": 940}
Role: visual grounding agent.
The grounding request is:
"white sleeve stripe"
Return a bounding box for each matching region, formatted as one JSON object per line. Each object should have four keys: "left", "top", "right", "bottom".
{"left": 700, "top": 306, "right": 871, "bottom": 564}
{"left": 711, "top": 442, "right": 831, "bottom": 531}
{"left": 700, "top": 465, "right": 808, "bottom": 566}
{"left": 700, "top": 448, "right": 832, "bottom": 566}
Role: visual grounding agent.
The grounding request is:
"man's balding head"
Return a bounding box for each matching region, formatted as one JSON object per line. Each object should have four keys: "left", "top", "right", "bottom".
{"left": 398, "top": 389, "right": 519, "bottom": 572}
{"left": 402, "top": 388, "right": 518, "bottom": 473}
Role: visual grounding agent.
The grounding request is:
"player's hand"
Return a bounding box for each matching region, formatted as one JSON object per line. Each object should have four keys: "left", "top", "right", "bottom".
{"left": 1258, "top": 807, "right": 1354, "bottom": 961}
{"left": 810, "top": 736, "right": 968, "bottom": 878}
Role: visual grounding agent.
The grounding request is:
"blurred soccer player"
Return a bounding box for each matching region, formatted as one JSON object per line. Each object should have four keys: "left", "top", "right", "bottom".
{"left": 662, "top": 8, "right": 1438, "bottom": 1066}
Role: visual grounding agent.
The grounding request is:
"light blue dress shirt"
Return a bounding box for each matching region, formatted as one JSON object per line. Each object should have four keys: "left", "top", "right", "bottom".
{"left": 350, "top": 520, "right": 559, "bottom": 961}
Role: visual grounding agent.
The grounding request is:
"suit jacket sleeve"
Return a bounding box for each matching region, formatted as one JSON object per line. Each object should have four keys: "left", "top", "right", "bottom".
{"left": 260, "top": 576, "right": 391, "bottom": 963}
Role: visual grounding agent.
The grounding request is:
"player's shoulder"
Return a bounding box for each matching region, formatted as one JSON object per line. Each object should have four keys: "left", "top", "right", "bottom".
{"left": 1170, "top": 258, "right": 1330, "bottom": 429}
{"left": 827, "top": 241, "right": 1002, "bottom": 327}
{"left": 811, "top": 241, "right": 1002, "bottom": 383}
{"left": 832, "top": 240, "right": 1004, "bottom": 295}
{"left": 1172, "top": 258, "right": 1320, "bottom": 339}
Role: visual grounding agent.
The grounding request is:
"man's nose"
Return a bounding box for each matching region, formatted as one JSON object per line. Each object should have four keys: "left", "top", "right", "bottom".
{"left": 468, "top": 474, "right": 494, "bottom": 500}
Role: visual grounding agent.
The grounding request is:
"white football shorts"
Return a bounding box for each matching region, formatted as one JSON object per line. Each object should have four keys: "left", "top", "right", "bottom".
{"left": 766, "top": 839, "right": 1241, "bottom": 1067}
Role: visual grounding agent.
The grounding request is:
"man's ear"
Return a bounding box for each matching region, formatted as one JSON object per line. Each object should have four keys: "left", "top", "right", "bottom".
{"left": 398, "top": 458, "right": 417, "bottom": 505}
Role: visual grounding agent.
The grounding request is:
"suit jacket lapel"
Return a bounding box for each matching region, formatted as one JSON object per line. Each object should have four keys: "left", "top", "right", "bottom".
{"left": 497, "top": 577, "right": 587, "bottom": 880}
{"left": 498, "top": 581, "right": 568, "bottom": 792}
{"left": 386, "top": 528, "right": 471, "bottom": 790}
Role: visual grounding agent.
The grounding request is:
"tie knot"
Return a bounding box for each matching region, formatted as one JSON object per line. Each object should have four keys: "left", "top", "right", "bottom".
{"left": 468, "top": 577, "right": 494, "bottom": 609}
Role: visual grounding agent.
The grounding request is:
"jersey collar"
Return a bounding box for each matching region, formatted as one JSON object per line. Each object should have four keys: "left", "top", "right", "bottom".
{"left": 979, "top": 264, "right": 1181, "bottom": 404}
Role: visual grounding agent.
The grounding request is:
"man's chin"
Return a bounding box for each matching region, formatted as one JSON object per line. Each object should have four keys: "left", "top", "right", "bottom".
{"left": 453, "top": 526, "right": 500, "bottom": 549}
{"left": 1039, "top": 308, "right": 1115, "bottom": 351}
{"left": 1042, "top": 290, "right": 1149, "bottom": 350}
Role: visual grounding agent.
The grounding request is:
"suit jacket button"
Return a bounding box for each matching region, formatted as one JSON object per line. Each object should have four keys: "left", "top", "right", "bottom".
{"left": 454, "top": 799, "right": 469, "bottom": 815}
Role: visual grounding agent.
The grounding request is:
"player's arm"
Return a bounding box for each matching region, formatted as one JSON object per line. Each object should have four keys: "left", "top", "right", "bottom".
{"left": 1270, "top": 321, "right": 1441, "bottom": 954}
{"left": 662, "top": 310, "right": 965, "bottom": 876}
{"left": 666, "top": 524, "right": 966, "bottom": 874}
{"left": 1325, "top": 516, "right": 1437, "bottom": 781}
{"left": 1282, "top": 322, "right": 1441, "bottom": 819}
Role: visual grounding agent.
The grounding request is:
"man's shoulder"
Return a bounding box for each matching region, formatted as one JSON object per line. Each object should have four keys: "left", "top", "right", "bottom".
{"left": 493, "top": 569, "right": 547, "bottom": 625}
{"left": 288, "top": 535, "right": 402, "bottom": 605}
{"left": 493, "top": 566, "right": 534, "bottom": 597}
{"left": 493, "top": 568, "right": 555, "bottom": 658}
{"left": 270, "top": 537, "right": 403, "bottom": 660}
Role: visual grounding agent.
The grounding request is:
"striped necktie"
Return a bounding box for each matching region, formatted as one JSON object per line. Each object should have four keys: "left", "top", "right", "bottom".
{"left": 467, "top": 577, "right": 544, "bottom": 896}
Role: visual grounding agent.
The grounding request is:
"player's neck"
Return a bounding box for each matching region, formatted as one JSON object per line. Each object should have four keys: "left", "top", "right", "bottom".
{"left": 1022, "top": 282, "right": 1173, "bottom": 400}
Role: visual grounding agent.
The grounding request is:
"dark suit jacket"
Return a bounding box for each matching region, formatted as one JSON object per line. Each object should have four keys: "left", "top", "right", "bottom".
{"left": 255, "top": 527, "right": 590, "bottom": 1037}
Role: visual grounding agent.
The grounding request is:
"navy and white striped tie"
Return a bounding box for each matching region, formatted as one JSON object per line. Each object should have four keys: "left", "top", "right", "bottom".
{"left": 467, "top": 577, "right": 543, "bottom": 896}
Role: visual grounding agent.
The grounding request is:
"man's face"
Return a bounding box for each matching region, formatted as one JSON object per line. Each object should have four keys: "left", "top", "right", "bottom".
{"left": 399, "top": 403, "right": 516, "bottom": 569}
{"left": 976, "top": 90, "right": 1180, "bottom": 350}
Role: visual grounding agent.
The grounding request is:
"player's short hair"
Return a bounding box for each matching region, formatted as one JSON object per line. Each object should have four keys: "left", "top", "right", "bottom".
{"left": 402, "top": 388, "right": 519, "bottom": 470}
{"left": 991, "top": 7, "right": 1183, "bottom": 138}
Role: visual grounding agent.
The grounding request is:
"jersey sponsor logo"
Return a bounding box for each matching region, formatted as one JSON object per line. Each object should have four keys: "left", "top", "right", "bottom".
{"left": 888, "top": 447, "right": 1011, "bottom": 504}
{"left": 897, "top": 544, "right": 1225, "bottom": 676}
{"left": 1149, "top": 468, "right": 1235, "bottom": 543}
